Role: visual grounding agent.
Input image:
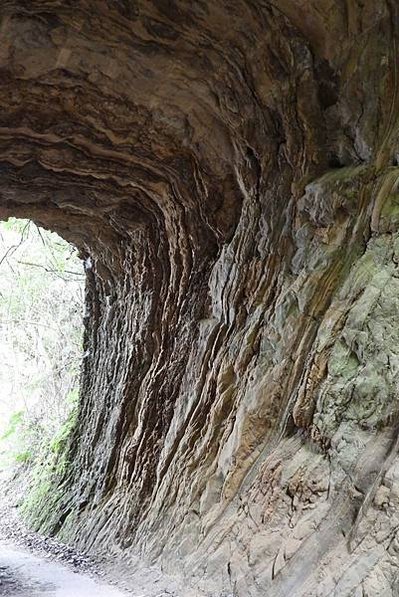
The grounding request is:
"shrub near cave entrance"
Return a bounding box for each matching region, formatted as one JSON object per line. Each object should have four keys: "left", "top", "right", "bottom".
{"left": 0, "top": 218, "right": 84, "bottom": 513}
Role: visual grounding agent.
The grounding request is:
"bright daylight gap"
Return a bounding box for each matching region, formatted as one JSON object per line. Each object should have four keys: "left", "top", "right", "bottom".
{"left": 0, "top": 218, "right": 84, "bottom": 484}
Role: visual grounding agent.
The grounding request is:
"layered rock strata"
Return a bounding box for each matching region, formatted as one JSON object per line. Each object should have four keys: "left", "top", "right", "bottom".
{"left": 0, "top": 1, "right": 399, "bottom": 595}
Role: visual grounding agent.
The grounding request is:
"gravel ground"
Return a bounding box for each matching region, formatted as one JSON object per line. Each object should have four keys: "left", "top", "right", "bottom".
{"left": 0, "top": 468, "right": 101, "bottom": 577}
{"left": 0, "top": 541, "right": 127, "bottom": 596}
{"left": 0, "top": 501, "right": 97, "bottom": 574}
{"left": 0, "top": 469, "right": 186, "bottom": 597}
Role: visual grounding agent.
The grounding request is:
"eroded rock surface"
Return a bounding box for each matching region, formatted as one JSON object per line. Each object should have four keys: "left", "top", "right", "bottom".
{"left": 0, "top": 1, "right": 398, "bottom": 595}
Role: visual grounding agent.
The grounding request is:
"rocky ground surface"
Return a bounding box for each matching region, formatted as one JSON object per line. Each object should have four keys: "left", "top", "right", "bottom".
{"left": 0, "top": 501, "right": 97, "bottom": 575}
{"left": 0, "top": 471, "right": 184, "bottom": 597}
{"left": 0, "top": 541, "right": 127, "bottom": 597}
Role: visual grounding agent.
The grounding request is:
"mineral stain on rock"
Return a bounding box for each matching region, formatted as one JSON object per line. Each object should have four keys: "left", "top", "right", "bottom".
{"left": 0, "top": 0, "right": 398, "bottom": 596}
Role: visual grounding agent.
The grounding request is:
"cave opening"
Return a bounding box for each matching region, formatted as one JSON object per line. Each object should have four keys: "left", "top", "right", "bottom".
{"left": 0, "top": 218, "right": 85, "bottom": 483}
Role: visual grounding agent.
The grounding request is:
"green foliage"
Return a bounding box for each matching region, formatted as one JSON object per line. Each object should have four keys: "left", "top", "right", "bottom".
{"left": 21, "top": 472, "right": 55, "bottom": 530}
{"left": 50, "top": 408, "right": 77, "bottom": 455}
{"left": 0, "top": 217, "right": 84, "bottom": 510}
{"left": 21, "top": 415, "right": 76, "bottom": 530}
{"left": 1, "top": 410, "right": 24, "bottom": 441}
{"left": 14, "top": 450, "right": 33, "bottom": 464}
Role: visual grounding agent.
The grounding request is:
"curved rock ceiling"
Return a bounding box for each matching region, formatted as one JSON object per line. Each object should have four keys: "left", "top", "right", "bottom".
{"left": 1, "top": 1, "right": 399, "bottom": 595}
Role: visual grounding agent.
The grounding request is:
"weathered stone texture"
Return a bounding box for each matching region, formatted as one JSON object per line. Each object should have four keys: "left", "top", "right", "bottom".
{"left": 1, "top": 1, "right": 399, "bottom": 595}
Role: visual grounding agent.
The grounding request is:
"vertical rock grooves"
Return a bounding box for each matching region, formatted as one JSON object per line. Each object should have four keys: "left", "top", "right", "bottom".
{"left": 1, "top": 1, "right": 399, "bottom": 594}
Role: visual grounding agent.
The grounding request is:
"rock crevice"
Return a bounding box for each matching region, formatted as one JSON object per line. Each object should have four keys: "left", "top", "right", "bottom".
{"left": 1, "top": 2, "right": 398, "bottom": 595}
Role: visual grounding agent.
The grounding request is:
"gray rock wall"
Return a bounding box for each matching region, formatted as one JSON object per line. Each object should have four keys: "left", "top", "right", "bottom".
{"left": 0, "top": 1, "right": 398, "bottom": 595}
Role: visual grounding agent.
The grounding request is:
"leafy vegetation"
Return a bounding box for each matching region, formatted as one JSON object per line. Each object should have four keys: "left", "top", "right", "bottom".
{"left": 0, "top": 218, "right": 84, "bottom": 481}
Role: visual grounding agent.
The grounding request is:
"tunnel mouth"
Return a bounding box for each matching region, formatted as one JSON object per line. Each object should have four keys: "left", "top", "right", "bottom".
{"left": 0, "top": 218, "right": 85, "bottom": 482}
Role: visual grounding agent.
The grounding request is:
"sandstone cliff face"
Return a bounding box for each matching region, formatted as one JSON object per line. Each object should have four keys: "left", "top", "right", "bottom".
{"left": 0, "top": 1, "right": 398, "bottom": 595}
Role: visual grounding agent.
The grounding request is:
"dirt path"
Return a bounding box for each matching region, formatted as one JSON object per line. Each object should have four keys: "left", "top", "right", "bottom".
{"left": 0, "top": 541, "right": 127, "bottom": 596}
{"left": 0, "top": 471, "right": 185, "bottom": 597}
